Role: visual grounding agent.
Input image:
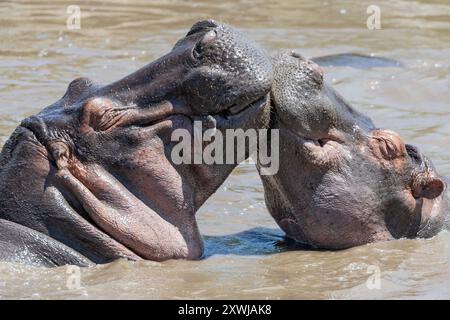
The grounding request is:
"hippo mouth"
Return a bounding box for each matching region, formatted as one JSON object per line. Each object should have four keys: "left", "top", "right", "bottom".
{"left": 227, "top": 96, "right": 266, "bottom": 115}
{"left": 298, "top": 136, "right": 343, "bottom": 151}
{"left": 279, "top": 121, "right": 344, "bottom": 166}
{"left": 118, "top": 94, "right": 269, "bottom": 131}
{"left": 214, "top": 95, "right": 269, "bottom": 128}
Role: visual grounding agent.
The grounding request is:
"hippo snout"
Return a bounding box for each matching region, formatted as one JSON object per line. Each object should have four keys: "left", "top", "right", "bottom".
{"left": 179, "top": 20, "right": 273, "bottom": 116}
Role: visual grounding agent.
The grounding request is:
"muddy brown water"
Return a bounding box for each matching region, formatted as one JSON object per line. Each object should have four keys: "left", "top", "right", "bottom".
{"left": 0, "top": 0, "right": 449, "bottom": 299}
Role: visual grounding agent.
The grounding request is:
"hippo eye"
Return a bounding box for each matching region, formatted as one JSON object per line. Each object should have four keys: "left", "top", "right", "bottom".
{"left": 379, "top": 137, "right": 408, "bottom": 161}
{"left": 369, "top": 129, "right": 407, "bottom": 161}
{"left": 379, "top": 138, "right": 399, "bottom": 160}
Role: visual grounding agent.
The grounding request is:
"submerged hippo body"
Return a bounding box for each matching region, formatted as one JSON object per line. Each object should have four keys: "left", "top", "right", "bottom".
{"left": 259, "top": 51, "right": 448, "bottom": 250}
{"left": 0, "top": 20, "right": 272, "bottom": 266}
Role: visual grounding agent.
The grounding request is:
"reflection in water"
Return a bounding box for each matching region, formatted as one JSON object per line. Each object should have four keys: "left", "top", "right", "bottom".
{"left": 0, "top": 0, "right": 449, "bottom": 299}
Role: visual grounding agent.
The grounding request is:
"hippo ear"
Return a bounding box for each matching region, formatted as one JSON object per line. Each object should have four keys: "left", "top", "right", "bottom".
{"left": 412, "top": 177, "right": 445, "bottom": 200}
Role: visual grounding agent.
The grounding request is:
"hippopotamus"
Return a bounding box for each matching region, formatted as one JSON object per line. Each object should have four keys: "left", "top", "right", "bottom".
{"left": 258, "top": 51, "right": 448, "bottom": 250}
{"left": 0, "top": 20, "right": 272, "bottom": 267}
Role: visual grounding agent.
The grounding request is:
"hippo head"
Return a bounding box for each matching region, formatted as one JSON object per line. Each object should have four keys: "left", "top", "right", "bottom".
{"left": 0, "top": 20, "right": 272, "bottom": 264}
{"left": 259, "top": 51, "right": 447, "bottom": 250}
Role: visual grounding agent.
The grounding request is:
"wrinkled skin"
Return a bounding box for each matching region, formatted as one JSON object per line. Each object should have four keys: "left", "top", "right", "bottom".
{"left": 0, "top": 20, "right": 272, "bottom": 266}
{"left": 258, "top": 51, "right": 448, "bottom": 250}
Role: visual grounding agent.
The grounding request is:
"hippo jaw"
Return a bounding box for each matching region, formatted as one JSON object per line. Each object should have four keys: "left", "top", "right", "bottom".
{"left": 260, "top": 51, "right": 446, "bottom": 250}
{"left": 0, "top": 20, "right": 272, "bottom": 265}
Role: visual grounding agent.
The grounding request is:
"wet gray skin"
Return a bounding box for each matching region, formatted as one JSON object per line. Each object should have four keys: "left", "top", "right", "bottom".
{"left": 0, "top": 20, "right": 273, "bottom": 267}
{"left": 258, "top": 51, "right": 448, "bottom": 250}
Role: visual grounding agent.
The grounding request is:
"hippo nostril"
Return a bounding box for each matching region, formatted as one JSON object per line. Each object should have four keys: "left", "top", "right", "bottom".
{"left": 193, "top": 42, "right": 204, "bottom": 60}
{"left": 318, "top": 139, "right": 326, "bottom": 147}
{"left": 290, "top": 51, "right": 304, "bottom": 59}
{"left": 192, "top": 30, "right": 217, "bottom": 60}
{"left": 186, "top": 19, "right": 218, "bottom": 36}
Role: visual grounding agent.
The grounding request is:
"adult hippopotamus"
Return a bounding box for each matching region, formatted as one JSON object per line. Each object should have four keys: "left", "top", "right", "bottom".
{"left": 0, "top": 20, "right": 272, "bottom": 267}
{"left": 258, "top": 51, "right": 448, "bottom": 250}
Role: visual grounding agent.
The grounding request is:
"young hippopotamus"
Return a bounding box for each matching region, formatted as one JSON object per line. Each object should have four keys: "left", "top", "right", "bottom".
{"left": 0, "top": 20, "right": 272, "bottom": 266}
{"left": 258, "top": 51, "right": 448, "bottom": 250}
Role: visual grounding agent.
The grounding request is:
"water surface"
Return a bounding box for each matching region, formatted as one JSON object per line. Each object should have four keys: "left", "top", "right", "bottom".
{"left": 0, "top": 0, "right": 449, "bottom": 299}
